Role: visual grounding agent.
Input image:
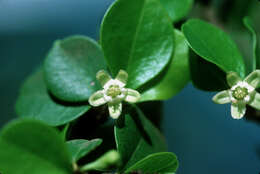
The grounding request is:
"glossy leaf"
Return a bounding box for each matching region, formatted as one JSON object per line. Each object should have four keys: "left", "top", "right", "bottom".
{"left": 140, "top": 30, "right": 190, "bottom": 101}
{"left": 243, "top": 16, "right": 257, "bottom": 71}
{"left": 101, "top": 0, "right": 174, "bottom": 89}
{"left": 15, "top": 69, "right": 89, "bottom": 126}
{"left": 0, "top": 119, "right": 72, "bottom": 174}
{"left": 67, "top": 139, "right": 102, "bottom": 163}
{"left": 125, "top": 152, "right": 178, "bottom": 173}
{"left": 44, "top": 35, "right": 106, "bottom": 102}
{"left": 159, "top": 0, "right": 193, "bottom": 22}
{"left": 115, "top": 105, "right": 167, "bottom": 171}
{"left": 189, "top": 51, "right": 228, "bottom": 91}
{"left": 182, "top": 19, "right": 246, "bottom": 78}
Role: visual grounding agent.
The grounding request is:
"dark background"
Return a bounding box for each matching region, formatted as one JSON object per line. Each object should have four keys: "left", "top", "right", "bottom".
{"left": 0, "top": 0, "right": 260, "bottom": 174}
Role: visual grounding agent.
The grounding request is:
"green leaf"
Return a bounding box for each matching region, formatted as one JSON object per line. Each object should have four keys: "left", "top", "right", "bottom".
{"left": 67, "top": 139, "right": 102, "bottom": 163}
{"left": 243, "top": 16, "right": 257, "bottom": 71}
{"left": 159, "top": 0, "right": 193, "bottom": 22}
{"left": 125, "top": 152, "right": 178, "bottom": 173}
{"left": 44, "top": 35, "right": 107, "bottom": 102}
{"left": 182, "top": 19, "right": 246, "bottom": 78}
{"left": 189, "top": 51, "right": 228, "bottom": 91}
{"left": 115, "top": 105, "right": 167, "bottom": 171}
{"left": 0, "top": 119, "right": 73, "bottom": 174}
{"left": 15, "top": 69, "right": 89, "bottom": 126}
{"left": 100, "top": 0, "right": 174, "bottom": 89}
{"left": 140, "top": 30, "right": 190, "bottom": 101}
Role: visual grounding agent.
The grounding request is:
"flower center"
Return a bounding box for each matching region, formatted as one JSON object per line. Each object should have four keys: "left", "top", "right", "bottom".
{"left": 232, "top": 86, "right": 248, "bottom": 100}
{"left": 106, "top": 85, "right": 122, "bottom": 98}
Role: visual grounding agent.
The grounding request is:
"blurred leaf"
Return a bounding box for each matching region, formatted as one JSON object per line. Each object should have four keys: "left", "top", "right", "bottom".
{"left": 15, "top": 69, "right": 89, "bottom": 126}
{"left": 44, "top": 35, "right": 106, "bottom": 102}
{"left": 115, "top": 105, "right": 167, "bottom": 171}
{"left": 67, "top": 139, "right": 102, "bottom": 163}
{"left": 125, "top": 152, "right": 178, "bottom": 173}
{"left": 101, "top": 0, "right": 174, "bottom": 89}
{"left": 140, "top": 30, "right": 190, "bottom": 101}
{"left": 189, "top": 51, "right": 228, "bottom": 91}
{"left": 243, "top": 16, "right": 257, "bottom": 71}
{"left": 159, "top": 0, "right": 193, "bottom": 22}
{"left": 80, "top": 150, "right": 120, "bottom": 172}
{"left": 182, "top": 19, "right": 246, "bottom": 78}
{"left": 0, "top": 119, "right": 72, "bottom": 174}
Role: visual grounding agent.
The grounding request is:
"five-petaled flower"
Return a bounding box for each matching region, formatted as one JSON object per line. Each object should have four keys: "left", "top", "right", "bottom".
{"left": 212, "top": 70, "right": 260, "bottom": 119}
{"left": 89, "top": 69, "right": 140, "bottom": 119}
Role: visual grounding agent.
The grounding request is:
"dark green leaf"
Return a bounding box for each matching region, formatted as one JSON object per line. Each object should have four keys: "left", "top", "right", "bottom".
{"left": 243, "top": 16, "right": 257, "bottom": 71}
{"left": 67, "top": 139, "right": 102, "bottom": 163}
{"left": 15, "top": 69, "right": 89, "bottom": 126}
{"left": 189, "top": 51, "right": 228, "bottom": 91}
{"left": 101, "top": 0, "right": 174, "bottom": 89}
{"left": 159, "top": 0, "right": 193, "bottom": 22}
{"left": 140, "top": 30, "right": 190, "bottom": 101}
{"left": 44, "top": 35, "right": 106, "bottom": 102}
{"left": 0, "top": 119, "right": 73, "bottom": 174}
{"left": 125, "top": 152, "right": 178, "bottom": 173}
{"left": 115, "top": 105, "right": 167, "bottom": 171}
{"left": 182, "top": 19, "right": 246, "bottom": 78}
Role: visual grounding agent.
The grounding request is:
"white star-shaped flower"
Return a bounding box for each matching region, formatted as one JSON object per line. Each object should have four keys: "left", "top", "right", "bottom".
{"left": 212, "top": 70, "right": 260, "bottom": 119}
{"left": 89, "top": 70, "right": 140, "bottom": 119}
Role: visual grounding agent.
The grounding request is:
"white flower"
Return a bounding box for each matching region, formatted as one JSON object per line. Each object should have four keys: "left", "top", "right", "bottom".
{"left": 88, "top": 70, "right": 140, "bottom": 119}
{"left": 212, "top": 70, "right": 260, "bottom": 119}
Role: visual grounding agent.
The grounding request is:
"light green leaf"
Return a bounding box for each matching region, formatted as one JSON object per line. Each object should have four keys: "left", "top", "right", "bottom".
{"left": 44, "top": 35, "right": 106, "bottom": 102}
{"left": 101, "top": 0, "right": 174, "bottom": 89}
{"left": 80, "top": 150, "right": 120, "bottom": 172}
{"left": 182, "top": 19, "right": 246, "bottom": 78}
{"left": 243, "top": 16, "right": 257, "bottom": 71}
{"left": 67, "top": 139, "right": 102, "bottom": 163}
{"left": 15, "top": 69, "right": 89, "bottom": 126}
{"left": 0, "top": 119, "right": 73, "bottom": 174}
{"left": 125, "top": 152, "right": 178, "bottom": 173}
{"left": 115, "top": 105, "right": 167, "bottom": 171}
{"left": 140, "top": 30, "right": 190, "bottom": 101}
{"left": 159, "top": 0, "right": 193, "bottom": 22}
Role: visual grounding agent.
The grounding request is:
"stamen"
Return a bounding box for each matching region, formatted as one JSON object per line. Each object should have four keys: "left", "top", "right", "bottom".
{"left": 232, "top": 86, "right": 248, "bottom": 100}
{"left": 106, "top": 85, "right": 122, "bottom": 98}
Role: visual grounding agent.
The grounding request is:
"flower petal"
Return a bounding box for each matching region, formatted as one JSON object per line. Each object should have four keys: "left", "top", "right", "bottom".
{"left": 231, "top": 103, "right": 246, "bottom": 119}
{"left": 212, "top": 90, "right": 231, "bottom": 104}
{"left": 108, "top": 103, "right": 122, "bottom": 119}
{"left": 116, "top": 69, "right": 128, "bottom": 86}
{"left": 244, "top": 70, "right": 260, "bottom": 88}
{"left": 88, "top": 90, "right": 107, "bottom": 107}
{"left": 226, "top": 72, "right": 241, "bottom": 87}
{"left": 124, "top": 89, "right": 140, "bottom": 103}
{"left": 249, "top": 92, "right": 260, "bottom": 110}
{"left": 96, "top": 70, "right": 112, "bottom": 87}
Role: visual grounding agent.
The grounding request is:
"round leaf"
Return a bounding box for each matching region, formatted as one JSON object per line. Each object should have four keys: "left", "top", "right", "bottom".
{"left": 115, "top": 105, "right": 167, "bottom": 171}
{"left": 0, "top": 119, "right": 73, "bottom": 174}
{"left": 15, "top": 69, "right": 89, "bottom": 126}
{"left": 140, "top": 30, "right": 190, "bottom": 101}
{"left": 125, "top": 152, "right": 178, "bottom": 173}
{"left": 101, "top": 0, "right": 174, "bottom": 89}
{"left": 182, "top": 19, "right": 246, "bottom": 78}
{"left": 159, "top": 0, "right": 193, "bottom": 22}
{"left": 44, "top": 35, "right": 107, "bottom": 102}
{"left": 67, "top": 139, "right": 102, "bottom": 163}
